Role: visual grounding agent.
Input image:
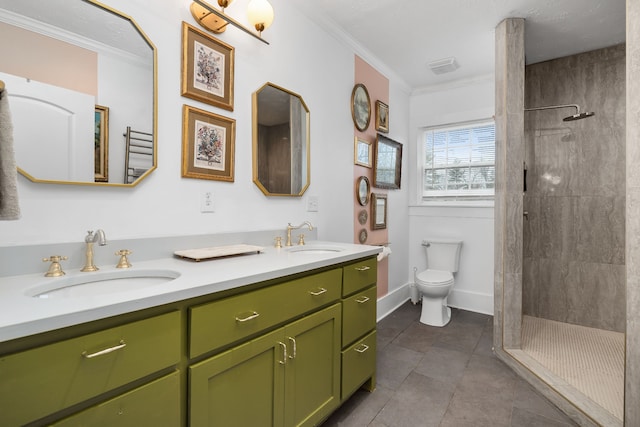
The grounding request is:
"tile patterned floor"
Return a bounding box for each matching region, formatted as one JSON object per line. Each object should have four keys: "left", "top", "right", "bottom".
{"left": 322, "top": 302, "right": 578, "bottom": 427}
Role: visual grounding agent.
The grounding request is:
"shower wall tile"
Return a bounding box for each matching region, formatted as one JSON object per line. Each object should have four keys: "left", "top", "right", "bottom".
{"left": 536, "top": 257, "right": 570, "bottom": 324}
{"left": 575, "top": 196, "right": 625, "bottom": 265}
{"left": 522, "top": 196, "right": 539, "bottom": 258}
{"left": 538, "top": 196, "right": 577, "bottom": 261}
{"left": 566, "top": 262, "right": 626, "bottom": 332}
{"left": 533, "top": 130, "right": 578, "bottom": 196}
{"left": 503, "top": 272, "right": 522, "bottom": 349}
{"left": 578, "top": 127, "right": 626, "bottom": 197}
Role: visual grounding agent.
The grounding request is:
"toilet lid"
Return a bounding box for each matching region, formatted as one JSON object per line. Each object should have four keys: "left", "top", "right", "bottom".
{"left": 416, "top": 269, "right": 453, "bottom": 286}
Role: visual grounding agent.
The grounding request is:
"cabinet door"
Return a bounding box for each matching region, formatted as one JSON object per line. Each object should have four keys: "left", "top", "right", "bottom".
{"left": 284, "top": 303, "right": 341, "bottom": 427}
{"left": 189, "top": 328, "right": 286, "bottom": 427}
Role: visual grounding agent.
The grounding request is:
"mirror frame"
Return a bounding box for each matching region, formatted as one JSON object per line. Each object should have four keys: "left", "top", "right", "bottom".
{"left": 356, "top": 176, "right": 370, "bottom": 206}
{"left": 371, "top": 192, "right": 387, "bottom": 230}
{"left": 9, "top": 0, "right": 158, "bottom": 187}
{"left": 252, "top": 82, "right": 310, "bottom": 197}
{"left": 374, "top": 134, "right": 402, "bottom": 190}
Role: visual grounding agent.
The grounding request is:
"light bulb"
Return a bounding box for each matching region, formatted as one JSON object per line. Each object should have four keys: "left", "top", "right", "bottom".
{"left": 247, "top": 0, "right": 274, "bottom": 33}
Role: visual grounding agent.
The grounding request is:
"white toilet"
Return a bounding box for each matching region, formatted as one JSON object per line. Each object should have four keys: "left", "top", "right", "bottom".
{"left": 415, "top": 239, "right": 462, "bottom": 327}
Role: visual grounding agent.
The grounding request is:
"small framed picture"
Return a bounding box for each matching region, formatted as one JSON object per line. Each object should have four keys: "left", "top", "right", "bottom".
{"left": 182, "top": 105, "right": 235, "bottom": 182}
{"left": 181, "top": 22, "right": 235, "bottom": 111}
{"left": 354, "top": 137, "right": 373, "bottom": 168}
{"left": 375, "top": 100, "right": 389, "bottom": 133}
{"left": 351, "top": 83, "right": 371, "bottom": 131}
{"left": 94, "top": 105, "right": 109, "bottom": 182}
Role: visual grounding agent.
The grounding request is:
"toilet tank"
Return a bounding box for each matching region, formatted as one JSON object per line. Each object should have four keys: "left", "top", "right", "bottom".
{"left": 422, "top": 239, "right": 462, "bottom": 272}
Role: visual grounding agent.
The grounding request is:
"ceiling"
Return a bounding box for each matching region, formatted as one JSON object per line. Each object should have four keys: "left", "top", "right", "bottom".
{"left": 297, "top": 0, "right": 626, "bottom": 91}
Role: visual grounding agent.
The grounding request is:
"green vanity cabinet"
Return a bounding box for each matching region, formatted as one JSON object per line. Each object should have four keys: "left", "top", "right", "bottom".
{"left": 340, "top": 258, "right": 378, "bottom": 401}
{"left": 0, "top": 311, "right": 181, "bottom": 426}
{"left": 51, "top": 371, "right": 181, "bottom": 427}
{"left": 189, "top": 303, "right": 342, "bottom": 427}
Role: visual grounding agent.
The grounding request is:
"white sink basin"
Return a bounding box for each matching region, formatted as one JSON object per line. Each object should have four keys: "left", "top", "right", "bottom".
{"left": 286, "top": 245, "right": 345, "bottom": 254}
{"left": 27, "top": 269, "right": 181, "bottom": 299}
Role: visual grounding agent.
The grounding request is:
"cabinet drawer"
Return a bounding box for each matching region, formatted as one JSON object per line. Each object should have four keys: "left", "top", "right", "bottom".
{"left": 342, "top": 286, "right": 377, "bottom": 347}
{"left": 190, "top": 268, "right": 342, "bottom": 358}
{"left": 342, "top": 257, "right": 377, "bottom": 296}
{"left": 52, "top": 371, "right": 181, "bottom": 427}
{"left": 341, "top": 330, "right": 376, "bottom": 400}
{"left": 0, "top": 311, "right": 181, "bottom": 427}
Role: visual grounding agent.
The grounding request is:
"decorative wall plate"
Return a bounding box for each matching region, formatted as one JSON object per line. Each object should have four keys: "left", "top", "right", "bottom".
{"left": 358, "top": 209, "right": 368, "bottom": 225}
{"left": 358, "top": 228, "right": 368, "bottom": 244}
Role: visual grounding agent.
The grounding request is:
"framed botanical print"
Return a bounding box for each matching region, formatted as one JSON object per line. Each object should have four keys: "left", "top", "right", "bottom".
{"left": 94, "top": 105, "right": 109, "bottom": 182}
{"left": 181, "top": 22, "right": 235, "bottom": 111}
{"left": 375, "top": 100, "right": 389, "bottom": 133}
{"left": 182, "top": 105, "right": 235, "bottom": 182}
{"left": 351, "top": 83, "right": 371, "bottom": 131}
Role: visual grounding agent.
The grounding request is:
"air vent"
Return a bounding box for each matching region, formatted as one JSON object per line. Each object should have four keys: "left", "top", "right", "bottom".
{"left": 428, "top": 57, "right": 459, "bottom": 75}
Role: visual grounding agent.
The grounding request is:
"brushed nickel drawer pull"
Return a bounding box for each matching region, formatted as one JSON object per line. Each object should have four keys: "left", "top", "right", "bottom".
{"left": 355, "top": 266, "right": 371, "bottom": 272}
{"left": 288, "top": 336, "right": 297, "bottom": 359}
{"left": 235, "top": 311, "right": 260, "bottom": 322}
{"left": 355, "top": 296, "right": 370, "bottom": 304}
{"left": 308, "top": 287, "right": 327, "bottom": 296}
{"left": 82, "top": 340, "right": 126, "bottom": 359}
{"left": 355, "top": 344, "right": 369, "bottom": 353}
{"left": 278, "top": 341, "right": 287, "bottom": 365}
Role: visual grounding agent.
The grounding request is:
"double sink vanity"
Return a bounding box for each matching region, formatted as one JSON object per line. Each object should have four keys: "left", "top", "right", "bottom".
{"left": 0, "top": 237, "right": 380, "bottom": 426}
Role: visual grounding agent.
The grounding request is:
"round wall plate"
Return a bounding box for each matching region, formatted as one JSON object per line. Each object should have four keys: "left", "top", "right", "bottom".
{"left": 358, "top": 228, "right": 368, "bottom": 244}
{"left": 358, "top": 209, "right": 368, "bottom": 225}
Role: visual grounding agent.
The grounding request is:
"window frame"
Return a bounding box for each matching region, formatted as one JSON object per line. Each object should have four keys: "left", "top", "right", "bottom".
{"left": 419, "top": 118, "right": 495, "bottom": 203}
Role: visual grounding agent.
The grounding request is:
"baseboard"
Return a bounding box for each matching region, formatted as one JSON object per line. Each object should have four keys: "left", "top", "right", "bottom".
{"left": 376, "top": 283, "right": 494, "bottom": 319}
{"left": 377, "top": 284, "right": 410, "bottom": 321}
{"left": 447, "top": 288, "right": 494, "bottom": 315}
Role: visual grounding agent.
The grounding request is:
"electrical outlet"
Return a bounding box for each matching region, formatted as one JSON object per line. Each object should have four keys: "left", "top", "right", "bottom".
{"left": 200, "top": 190, "right": 215, "bottom": 213}
{"left": 307, "top": 196, "right": 319, "bottom": 212}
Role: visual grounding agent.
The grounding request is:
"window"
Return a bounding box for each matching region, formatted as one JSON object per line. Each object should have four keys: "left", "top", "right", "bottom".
{"left": 421, "top": 120, "right": 495, "bottom": 200}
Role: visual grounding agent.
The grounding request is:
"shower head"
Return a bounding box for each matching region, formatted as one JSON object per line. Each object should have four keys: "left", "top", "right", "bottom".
{"left": 524, "top": 104, "right": 595, "bottom": 122}
{"left": 562, "top": 111, "right": 595, "bottom": 121}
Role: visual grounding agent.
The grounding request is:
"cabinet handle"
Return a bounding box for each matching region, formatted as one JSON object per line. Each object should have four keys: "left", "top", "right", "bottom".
{"left": 355, "top": 266, "right": 370, "bottom": 272}
{"left": 288, "top": 336, "right": 297, "bottom": 359}
{"left": 355, "top": 344, "right": 369, "bottom": 353}
{"left": 308, "top": 287, "right": 327, "bottom": 296}
{"left": 235, "top": 311, "right": 260, "bottom": 322}
{"left": 82, "top": 340, "right": 126, "bottom": 359}
{"left": 278, "top": 341, "right": 287, "bottom": 365}
{"left": 355, "top": 296, "right": 370, "bottom": 304}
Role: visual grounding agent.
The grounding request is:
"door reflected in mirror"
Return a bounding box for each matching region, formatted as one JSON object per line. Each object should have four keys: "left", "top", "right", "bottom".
{"left": 0, "top": 0, "right": 156, "bottom": 186}
{"left": 252, "top": 82, "right": 310, "bottom": 196}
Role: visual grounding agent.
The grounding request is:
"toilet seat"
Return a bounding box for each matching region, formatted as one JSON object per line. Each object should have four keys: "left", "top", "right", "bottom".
{"left": 416, "top": 269, "right": 453, "bottom": 286}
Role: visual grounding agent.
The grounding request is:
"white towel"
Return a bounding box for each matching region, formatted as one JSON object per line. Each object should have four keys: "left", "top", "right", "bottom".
{"left": 0, "top": 89, "right": 21, "bottom": 220}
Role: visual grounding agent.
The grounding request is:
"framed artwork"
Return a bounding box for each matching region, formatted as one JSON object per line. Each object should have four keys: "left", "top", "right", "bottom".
{"left": 182, "top": 105, "right": 235, "bottom": 182}
{"left": 375, "top": 100, "right": 389, "bottom": 133}
{"left": 94, "top": 105, "right": 109, "bottom": 182}
{"left": 351, "top": 83, "right": 370, "bottom": 131}
{"left": 181, "top": 22, "right": 235, "bottom": 111}
{"left": 354, "top": 137, "right": 373, "bottom": 168}
{"left": 371, "top": 193, "right": 387, "bottom": 230}
{"left": 374, "top": 134, "right": 403, "bottom": 189}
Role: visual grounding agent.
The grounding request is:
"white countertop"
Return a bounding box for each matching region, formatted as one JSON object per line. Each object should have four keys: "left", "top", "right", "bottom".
{"left": 0, "top": 241, "right": 381, "bottom": 343}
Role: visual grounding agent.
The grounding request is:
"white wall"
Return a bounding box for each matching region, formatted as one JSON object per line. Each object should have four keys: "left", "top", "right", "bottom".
{"left": 0, "top": 0, "right": 410, "bottom": 270}
{"left": 408, "top": 75, "right": 495, "bottom": 314}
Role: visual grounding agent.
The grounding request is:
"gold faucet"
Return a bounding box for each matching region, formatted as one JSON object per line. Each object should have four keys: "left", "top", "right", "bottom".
{"left": 42, "top": 255, "right": 68, "bottom": 277}
{"left": 81, "top": 230, "right": 107, "bottom": 272}
{"left": 286, "top": 221, "right": 313, "bottom": 246}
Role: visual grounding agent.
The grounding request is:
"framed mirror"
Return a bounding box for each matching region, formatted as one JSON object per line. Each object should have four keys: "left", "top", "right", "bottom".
{"left": 253, "top": 82, "right": 310, "bottom": 196}
{"left": 354, "top": 137, "right": 372, "bottom": 168}
{"left": 371, "top": 193, "right": 387, "bottom": 230}
{"left": 0, "top": 0, "right": 157, "bottom": 186}
{"left": 356, "top": 176, "right": 370, "bottom": 206}
{"left": 374, "top": 134, "right": 402, "bottom": 189}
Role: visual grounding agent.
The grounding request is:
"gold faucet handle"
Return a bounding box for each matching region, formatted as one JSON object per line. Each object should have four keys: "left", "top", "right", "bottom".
{"left": 274, "top": 237, "right": 282, "bottom": 248}
{"left": 297, "top": 234, "right": 306, "bottom": 245}
{"left": 115, "top": 250, "right": 132, "bottom": 269}
{"left": 42, "top": 255, "right": 68, "bottom": 277}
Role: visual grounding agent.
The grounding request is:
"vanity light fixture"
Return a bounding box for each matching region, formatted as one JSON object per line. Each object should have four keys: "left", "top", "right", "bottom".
{"left": 190, "top": 0, "right": 273, "bottom": 45}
